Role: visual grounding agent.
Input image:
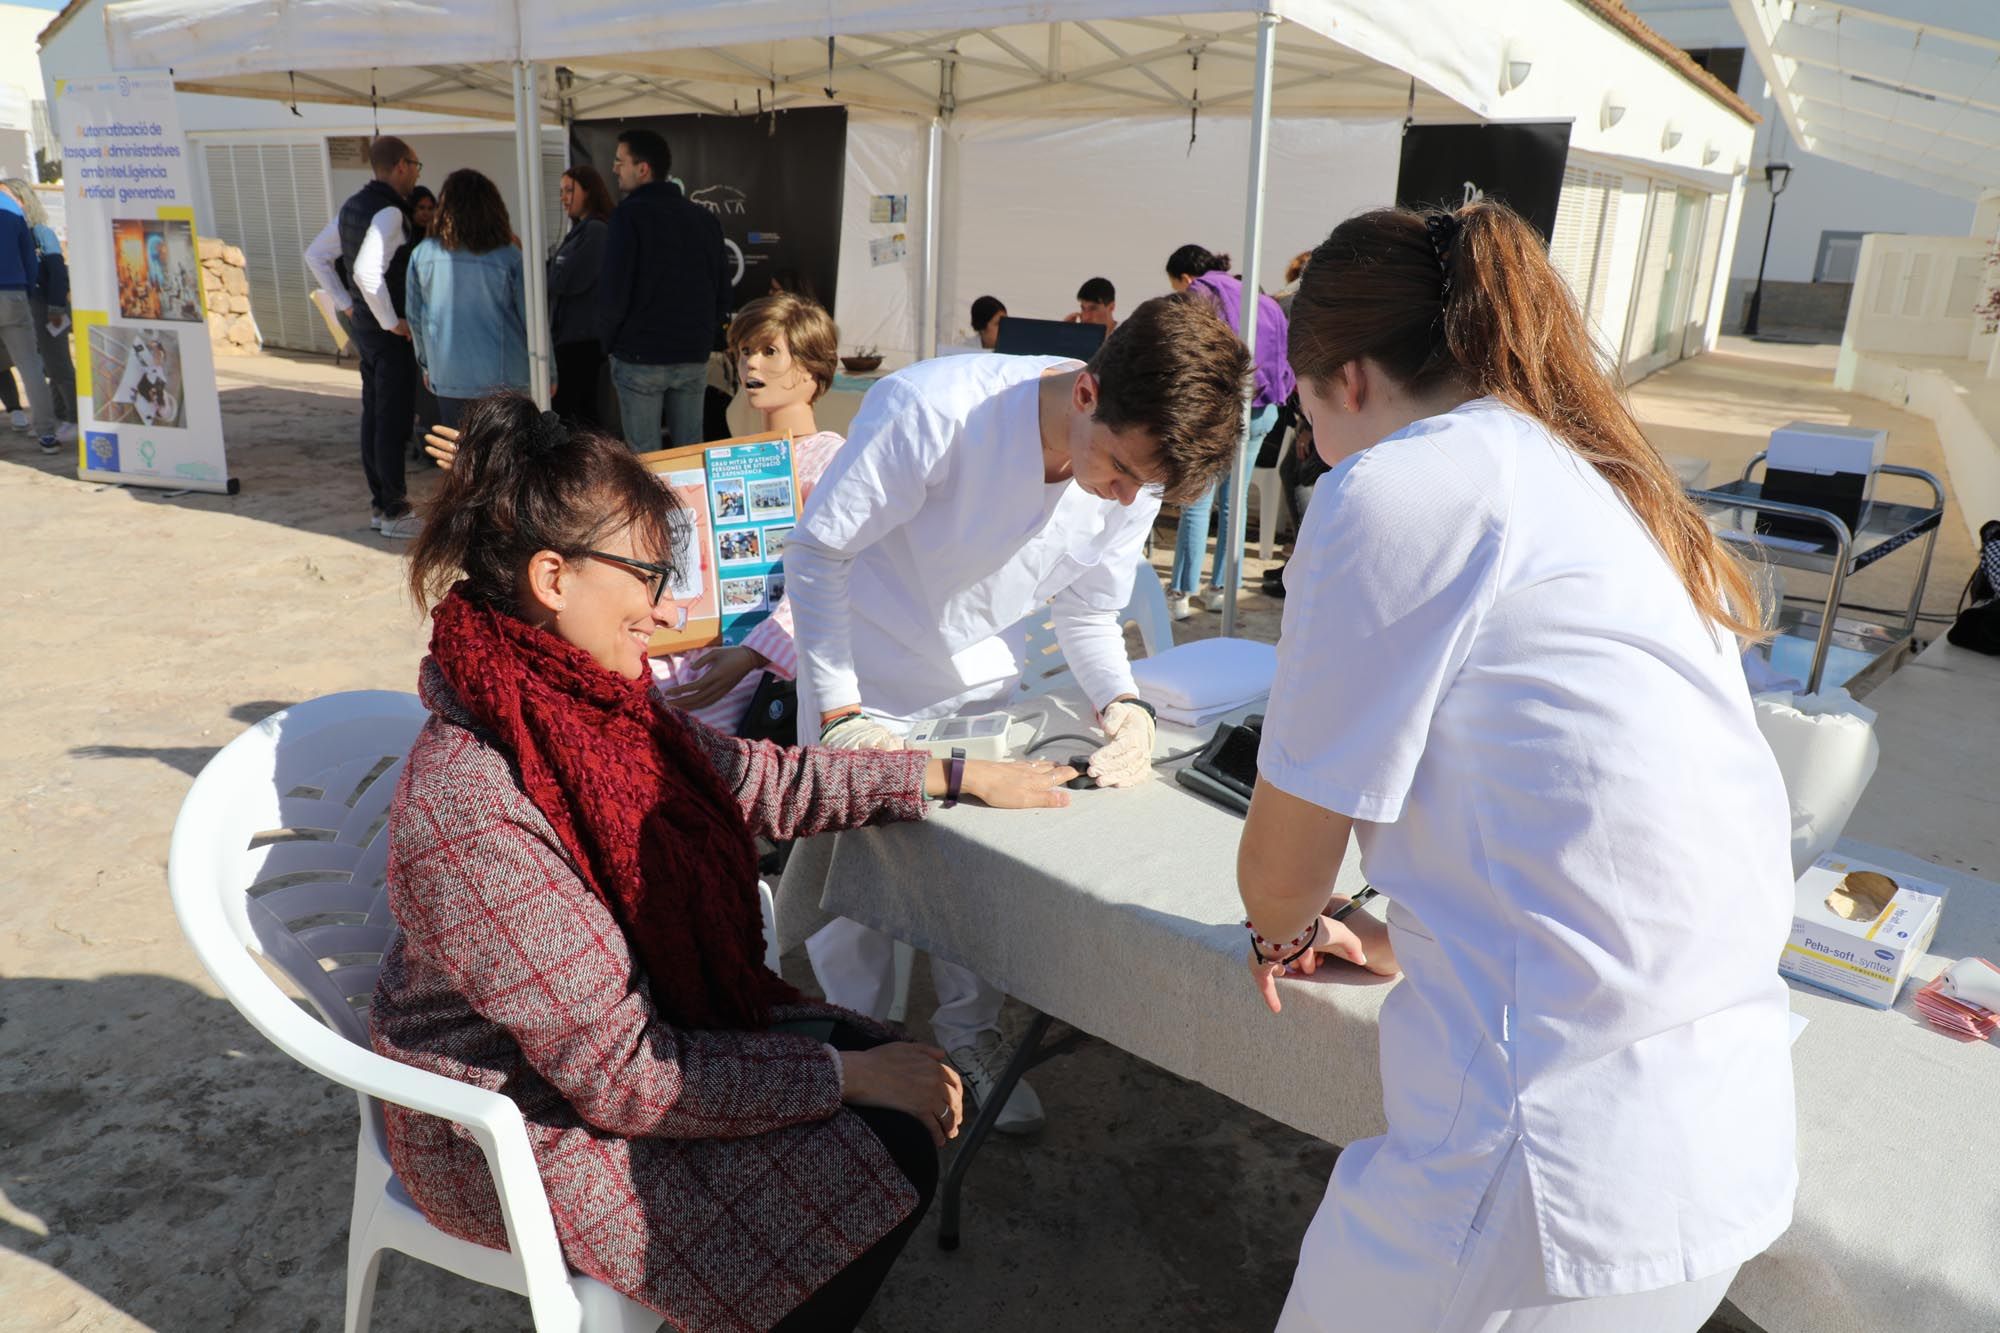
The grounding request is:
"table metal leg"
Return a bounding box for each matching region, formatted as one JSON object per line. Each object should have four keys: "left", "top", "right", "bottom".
{"left": 936, "top": 1011, "right": 1085, "bottom": 1251}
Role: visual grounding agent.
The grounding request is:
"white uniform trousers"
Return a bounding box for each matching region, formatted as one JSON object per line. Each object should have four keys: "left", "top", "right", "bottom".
{"left": 804, "top": 915, "right": 1006, "bottom": 1052}
{"left": 1276, "top": 1139, "right": 1742, "bottom": 1333}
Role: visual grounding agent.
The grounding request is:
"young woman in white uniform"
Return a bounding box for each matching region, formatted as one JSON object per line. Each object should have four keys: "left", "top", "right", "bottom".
{"left": 787, "top": 295, "right": 1251, "bottom": 1130}
{"left": 1238, "top": 203, "right": 1797, "bottom": 1332}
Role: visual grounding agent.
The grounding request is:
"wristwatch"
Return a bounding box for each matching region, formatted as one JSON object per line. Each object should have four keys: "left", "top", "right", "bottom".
{"left": 1117, "top": 697, "right": 1157, "bottom": 722}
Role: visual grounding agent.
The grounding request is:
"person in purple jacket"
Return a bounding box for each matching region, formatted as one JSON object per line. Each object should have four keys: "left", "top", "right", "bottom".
{"left": 1163, "top": 243, "right": 1295, "bottom": 619}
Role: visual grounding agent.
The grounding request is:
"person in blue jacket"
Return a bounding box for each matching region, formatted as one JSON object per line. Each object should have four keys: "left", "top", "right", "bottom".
{"left": 3, "top": 179, "right": 75, "bottom": 442}
{"left": 0, "top": 185, "right": 57, "bottom": 453}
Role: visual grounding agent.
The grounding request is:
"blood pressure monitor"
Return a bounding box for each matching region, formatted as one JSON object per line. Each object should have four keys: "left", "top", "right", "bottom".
{"left": 904, "top": 712, "right": 1015, "bottom": 761}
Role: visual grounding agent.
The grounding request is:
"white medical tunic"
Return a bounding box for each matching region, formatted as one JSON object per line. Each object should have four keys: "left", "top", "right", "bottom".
{"left": 786, "top": 354, "right": 1158, "bottom": 728}
{"left": 1260, "top": 400, "right": 1797, "bottom": 1314}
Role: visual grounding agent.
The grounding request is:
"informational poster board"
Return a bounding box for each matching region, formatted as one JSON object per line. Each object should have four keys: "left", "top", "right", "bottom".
{"left": 56, "top": 69, "right": 231, "bottom": 493}
{"left": 638, "top": 431, "right": 798, "bottom": 655}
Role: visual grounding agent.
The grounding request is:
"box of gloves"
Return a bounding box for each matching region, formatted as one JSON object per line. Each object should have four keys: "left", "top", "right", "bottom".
{"left": 1780, "top": 852, "right": 1945, "bottom": 1009}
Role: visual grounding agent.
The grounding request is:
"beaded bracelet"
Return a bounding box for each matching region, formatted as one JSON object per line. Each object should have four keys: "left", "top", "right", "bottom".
{"left": 1245, "top": 916, "right": 1322, "bottom": 968}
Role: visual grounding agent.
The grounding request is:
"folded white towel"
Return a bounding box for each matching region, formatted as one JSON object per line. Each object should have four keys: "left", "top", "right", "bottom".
{"left": 1131, "top": 638, "right": 1279, "bottom": 712}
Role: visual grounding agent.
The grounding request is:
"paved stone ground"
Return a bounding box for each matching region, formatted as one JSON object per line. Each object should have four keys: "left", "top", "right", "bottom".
{"left": 4, "top": 344, "right": 1962, "bottom": 1332}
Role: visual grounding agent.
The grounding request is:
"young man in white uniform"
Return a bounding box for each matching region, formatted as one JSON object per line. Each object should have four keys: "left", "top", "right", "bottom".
{"left": 786, "top": 295, "right": 1251, "bottom": 1131}
{"left": 1241, "top": 204, "right": 1797, "bottom": 1331}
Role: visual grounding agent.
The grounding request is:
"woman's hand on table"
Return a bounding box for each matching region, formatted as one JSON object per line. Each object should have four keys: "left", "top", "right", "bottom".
{"left": 840, "top": 1041, "right": 964, "bottom": 1147}
{"left": 657, "top": 645, "right": 767, "bottom": 710}
{"left": 425, "top": 423, "right": 461, "bottom": 470}
{"left": 922, "top": 758, "right": 1076, "bottom": 809}
{"left": 1248, "top": 905, "right": 1399, "bottom": 1014}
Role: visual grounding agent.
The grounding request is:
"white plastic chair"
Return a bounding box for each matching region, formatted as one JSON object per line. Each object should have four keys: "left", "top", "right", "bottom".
{"left": 1009, "top": 559, "right": 1175, "bottom": 702}
{"left": 168, "top": 692, "right": 782, "bottom": 1332}
{"left": 1243, "top": 417, "right": 1296, "bottom": 563}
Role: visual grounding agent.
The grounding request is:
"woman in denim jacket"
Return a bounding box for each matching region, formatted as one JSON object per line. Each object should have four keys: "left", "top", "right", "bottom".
{"left": 406, "top": 169, "right": 528, "bottom": 427}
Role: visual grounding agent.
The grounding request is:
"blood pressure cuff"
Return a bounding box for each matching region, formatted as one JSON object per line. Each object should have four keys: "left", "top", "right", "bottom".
{"left": 736, "top": 672, "right": 800, "bottom": 747}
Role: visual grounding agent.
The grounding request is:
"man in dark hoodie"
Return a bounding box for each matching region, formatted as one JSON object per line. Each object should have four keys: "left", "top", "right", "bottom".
{"left": 597, "top": 128, "right": 729, "bottom": 452}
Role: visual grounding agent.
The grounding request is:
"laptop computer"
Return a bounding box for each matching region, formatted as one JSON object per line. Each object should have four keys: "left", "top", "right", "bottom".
{"left": 993, "top": 316, "right": 1106, "bottom": 360}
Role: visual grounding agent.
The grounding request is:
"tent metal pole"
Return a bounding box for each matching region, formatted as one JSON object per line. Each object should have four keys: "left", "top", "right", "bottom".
{"left": 921, "top": 114, "right": 943, "bottom": 360}
{"left": 1220, "top": 10, "right": 1277, "bottom": 638}
{"left": 517, "top": 60, "right": 553, "bottom": 409}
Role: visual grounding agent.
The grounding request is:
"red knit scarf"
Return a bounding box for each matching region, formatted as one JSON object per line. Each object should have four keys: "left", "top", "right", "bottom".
{"left": 427, "top": 587, "right": 800, "bottom": 1030}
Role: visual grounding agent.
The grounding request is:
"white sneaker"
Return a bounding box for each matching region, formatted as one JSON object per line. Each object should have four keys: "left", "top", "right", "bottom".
{"left": 949, "top": 1030, "right": 1046, "bottom": 1136}
{"left": 55, "top": 422, "right": 77, "bottom": 444}
{"left": 1166, "top": 592, "right": 1193, "bottom": 621}
{"left": 369, "top": 509, "right": 384, "bottom": 531}
{"left": 7, "top": 409, "right": 26, "bottom": 432}
{"left": 379, "top": 513, "right": 423, "bottom": 539}
{"left": 1197, "top": 584, "right": 1229, "bottom": 612}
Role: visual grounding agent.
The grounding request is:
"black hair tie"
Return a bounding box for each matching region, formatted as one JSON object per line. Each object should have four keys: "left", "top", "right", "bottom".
{"left": 523, "top": 408, "right": 568, "bottom": 459}
{"left": 1424, "top": 211, "right": 1461, "bottom": 305}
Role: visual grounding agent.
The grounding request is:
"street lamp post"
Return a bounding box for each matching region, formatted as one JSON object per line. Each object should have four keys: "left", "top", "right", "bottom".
{"left": 1742, "top": 160, "right": 1794, "bottom": 337}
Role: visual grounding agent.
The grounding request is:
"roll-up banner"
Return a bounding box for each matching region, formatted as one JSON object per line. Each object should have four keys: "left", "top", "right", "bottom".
{"left": 57, "top": 70, "right": 232, "bottom": 494}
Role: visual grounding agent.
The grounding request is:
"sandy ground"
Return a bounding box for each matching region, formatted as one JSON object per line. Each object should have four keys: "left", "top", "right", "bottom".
{"left": 1, "top": 344, "right": 1972, "bottom": 1333}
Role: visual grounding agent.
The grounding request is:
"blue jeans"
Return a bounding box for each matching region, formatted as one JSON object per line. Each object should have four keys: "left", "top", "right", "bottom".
{"left": 1171, "top": 403, "right": 1277, "bottom": 595}
{"left": 610, "top": 356, "right": 707, "bottom": 452}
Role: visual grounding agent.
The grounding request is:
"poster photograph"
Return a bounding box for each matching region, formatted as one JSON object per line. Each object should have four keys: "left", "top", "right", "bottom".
{"left": 112, "top": 218, "right": 202, "bottom": 321}
{"left": 712, "top": 477, "right": 747, "bottom": 520}
{"left": 747, "top": 478, "right": 793, "bottom": 518}
{"left": 720, "top": 576, "right": 767, "bottom": 612}
{"left": 90, "top": 325, "right": 186, "bottom": 428}
{"left": 717, "top": 529, "right": 762, "bottom": 564}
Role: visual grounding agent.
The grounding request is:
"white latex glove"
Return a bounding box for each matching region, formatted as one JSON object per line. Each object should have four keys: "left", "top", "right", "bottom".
{"left": 1089, "top": 700, "right": 1156, "bottom": 788}
{"left": 819, "top": 714, "right": 909, "bottom": 751}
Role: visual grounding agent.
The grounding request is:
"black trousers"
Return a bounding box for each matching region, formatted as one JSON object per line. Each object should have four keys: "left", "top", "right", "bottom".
{"left": 770, "top": 1023, "right": 939, "bottom": 1333}
{"left": 350, "top": 317, "right": 417, "bottom": 517}
{"left": 552, "top": 339, "right": 606, "bottom": 429}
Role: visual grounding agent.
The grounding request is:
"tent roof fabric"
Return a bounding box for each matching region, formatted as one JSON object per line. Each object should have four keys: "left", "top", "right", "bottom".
{"left": 95, "top": 0, "right": 1755, "bottom": 130}
{"left": 1731, "top": 0, "right": 2000, "bottom": 198}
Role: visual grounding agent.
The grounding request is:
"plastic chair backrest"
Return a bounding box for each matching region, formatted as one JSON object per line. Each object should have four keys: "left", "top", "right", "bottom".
{"left": 1007, "top": 558, "right": 1173, "bottom": 702}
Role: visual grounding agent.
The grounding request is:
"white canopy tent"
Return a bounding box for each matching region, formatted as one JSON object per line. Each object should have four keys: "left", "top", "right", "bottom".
{"left": 104, "top": 0, "right": 1752, "bottom": 634}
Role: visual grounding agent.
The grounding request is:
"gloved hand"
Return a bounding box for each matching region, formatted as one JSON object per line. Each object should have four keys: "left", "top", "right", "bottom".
{"left": 818, "top": 713, "right": 909, "bottom": 751}
{"left": 1089, "top": 700, "right": 1156, "bottom": 788}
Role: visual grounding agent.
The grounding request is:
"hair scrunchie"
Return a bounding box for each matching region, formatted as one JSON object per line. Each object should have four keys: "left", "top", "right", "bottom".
{"left": 1424, "top": 211, "right": 1462, "bottom": 306}
{"left": 522, "top": 408, "right": 569, "bottom": 459}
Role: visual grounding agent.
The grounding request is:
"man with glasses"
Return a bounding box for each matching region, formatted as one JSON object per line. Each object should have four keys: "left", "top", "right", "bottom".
{"left": 597, "top": 128, "right": 729, "bottom": 452}
{"left": 334, "top": 135, "right": 424, "bottom": 539}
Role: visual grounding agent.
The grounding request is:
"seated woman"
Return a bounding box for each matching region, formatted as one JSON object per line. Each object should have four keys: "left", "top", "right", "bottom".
{"left": 373, "top": 393, "right": 1076, "bottom": 1333}
{"left": 405, "top": 169, "right": 528, "bottom": 429}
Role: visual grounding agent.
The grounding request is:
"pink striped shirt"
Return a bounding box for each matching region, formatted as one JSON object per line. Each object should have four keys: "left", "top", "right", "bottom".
{"left": 651, "top": 430, "right": 846, "bottom": 732}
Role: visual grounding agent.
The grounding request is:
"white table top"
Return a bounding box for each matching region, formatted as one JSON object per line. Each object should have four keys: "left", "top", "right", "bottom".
{"left": 780, "top": 688, "right": 2000, "bottom": 1333}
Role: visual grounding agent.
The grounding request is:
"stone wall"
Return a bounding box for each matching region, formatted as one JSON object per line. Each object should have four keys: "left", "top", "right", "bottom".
{"left": 198, "top": 236, "right": 261, "bottom": 356}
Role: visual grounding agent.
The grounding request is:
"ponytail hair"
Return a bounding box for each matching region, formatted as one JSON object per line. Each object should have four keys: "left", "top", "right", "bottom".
{"left": 1288, "top": 202, "right": 1762, "bottom": 642}
{"left": 1165, "top": 244, "right": 1232, "bottom": 281}
{"left": 407, "top": 392, "right": 682, "bottom": 615}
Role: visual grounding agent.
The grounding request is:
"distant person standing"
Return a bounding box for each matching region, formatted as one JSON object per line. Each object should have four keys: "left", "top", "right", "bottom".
{"left": 599, "top": 128, "right": 728, "bottom": 451}
{"left": 335, "top": 135, "right": 424, "bottom": 538}
{"left": 406, "top": 169, "right": 528, "bottom": 431}
{"left": 1, "top": 179, "right": 73, "bottom": 442}
{"left": 548, "top": 164, "right": 614, "bottom": 428}
{"left": 0, "top": 185, "right": 56, "bottom": 454}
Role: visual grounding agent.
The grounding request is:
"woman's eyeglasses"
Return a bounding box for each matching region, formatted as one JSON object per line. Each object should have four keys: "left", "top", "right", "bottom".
{"left": 581, "top": 550, "right": 687, "bottom": 628}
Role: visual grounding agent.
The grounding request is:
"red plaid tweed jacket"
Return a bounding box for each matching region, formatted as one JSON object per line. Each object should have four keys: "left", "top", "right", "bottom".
{"left": 370, "top": 663, "right": 930, "bottom": 1331}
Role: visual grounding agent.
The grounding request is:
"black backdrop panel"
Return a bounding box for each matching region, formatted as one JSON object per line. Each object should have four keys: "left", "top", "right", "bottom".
{"left": 572, "top": 107, "right": 847, "bottom": 315}
{"left": 1396, "top": 122, "right": 1573, "bottom": 246}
